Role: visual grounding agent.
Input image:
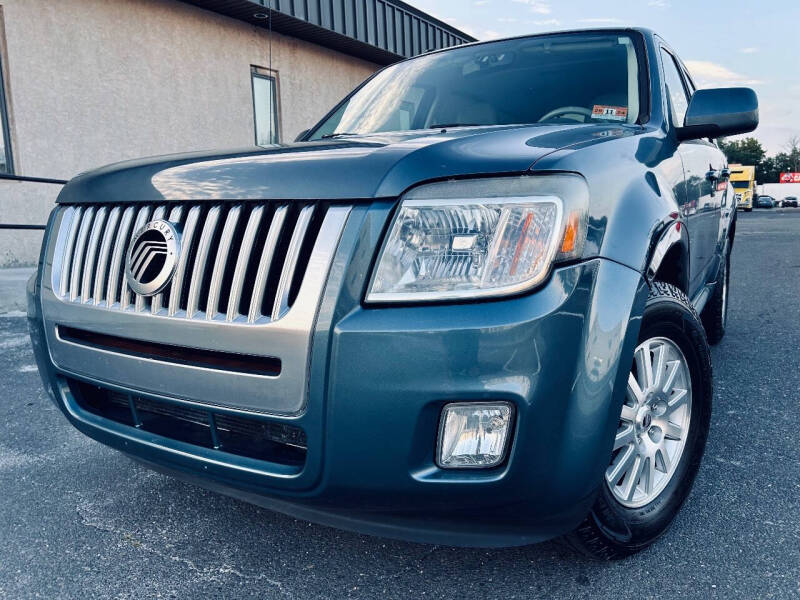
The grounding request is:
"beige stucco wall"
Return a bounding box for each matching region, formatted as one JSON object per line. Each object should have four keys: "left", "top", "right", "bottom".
{"left": 0, "top": 0, "right": 378, "bottom": 266}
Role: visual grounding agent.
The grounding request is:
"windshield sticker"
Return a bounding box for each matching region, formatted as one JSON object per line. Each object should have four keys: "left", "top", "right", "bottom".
{"left": 592, "top": 105, "right": 628, "bottom": 121}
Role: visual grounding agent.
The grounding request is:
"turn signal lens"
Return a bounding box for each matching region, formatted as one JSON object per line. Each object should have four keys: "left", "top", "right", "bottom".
{"left": 560, "top": 211, "right": 580, "bottom": 254}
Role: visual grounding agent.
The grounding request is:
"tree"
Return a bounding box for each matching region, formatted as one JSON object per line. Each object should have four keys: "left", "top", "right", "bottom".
{"left": 757, "top": 152, "right": 798, "bottom": 183}
{"left": 784, "top": 135, "right": 800, "bottom": 173}
{"left": 719, "top": 137, "right": 766, "bottom": 167}
{"left": 757, "top": 156, "right": 778, "bottom": 184}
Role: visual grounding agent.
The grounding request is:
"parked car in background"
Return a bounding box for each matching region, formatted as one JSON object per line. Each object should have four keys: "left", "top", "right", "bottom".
{"left": 758, "top": 195, "right": 775, "bottom": 207}
{"left": 783, "top": 196, "right": 798, "bottom": 208}
{"left": 756, "top": 195, "right": 775, "bottom": 208}
{"left": 27, "top": 28, "right": 757, "bottom": 560}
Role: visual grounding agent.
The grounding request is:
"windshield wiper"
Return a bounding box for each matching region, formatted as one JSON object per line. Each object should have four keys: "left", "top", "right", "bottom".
{"left": 322, "top": 125, "right": 483, "bottom": 139}
{"left": 429, "top": 123, "right": 482, "bottom": 130}
{"left": 320, "top": 132, "right": 360, "bottom": 139}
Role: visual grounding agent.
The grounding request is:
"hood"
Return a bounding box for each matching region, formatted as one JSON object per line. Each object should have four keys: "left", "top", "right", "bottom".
{"left": 57, "top": 124, "right": 636, "bottom": 203}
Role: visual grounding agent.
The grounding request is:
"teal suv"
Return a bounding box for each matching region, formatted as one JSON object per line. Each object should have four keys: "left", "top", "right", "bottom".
{"left": 28, "top": 28, "right": 757, "bottom": 558}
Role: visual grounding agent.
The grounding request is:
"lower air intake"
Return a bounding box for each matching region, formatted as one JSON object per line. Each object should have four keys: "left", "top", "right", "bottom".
{"left": 69, "top": 379, "right": 307, "bottom": 467}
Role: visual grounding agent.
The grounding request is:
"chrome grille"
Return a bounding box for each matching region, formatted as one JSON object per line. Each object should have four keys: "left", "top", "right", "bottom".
{"left": 51, "top": 202, "right": 329, "bottom": 324}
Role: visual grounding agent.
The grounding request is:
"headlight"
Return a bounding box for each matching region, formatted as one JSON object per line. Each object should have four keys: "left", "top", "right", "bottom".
{"left": 366, "top": 175, "right": 588, "bottom": 302}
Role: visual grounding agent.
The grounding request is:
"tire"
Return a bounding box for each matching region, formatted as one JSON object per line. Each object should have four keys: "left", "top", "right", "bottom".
{"left": 701, "top": 250, "right": 730, "bottom": 345}
{"left": 745, "top": 207, "right": 752, "bottom": 212}
{"left": 562, "top": 282, "right": 712, "bottom": 560}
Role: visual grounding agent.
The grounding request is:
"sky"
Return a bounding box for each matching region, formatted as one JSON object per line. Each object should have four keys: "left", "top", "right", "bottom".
{"left": 407, "top": 0, "right": 800, "bottom": 155}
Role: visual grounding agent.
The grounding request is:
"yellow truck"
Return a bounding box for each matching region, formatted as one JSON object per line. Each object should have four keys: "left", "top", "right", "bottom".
{"left": 730, "top": 164, "right": 755, "bottom": 211}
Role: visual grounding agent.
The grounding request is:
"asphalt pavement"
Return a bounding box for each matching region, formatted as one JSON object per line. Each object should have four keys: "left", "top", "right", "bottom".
{"left": 1, "top": 209, "right": 799, "bottom": 599}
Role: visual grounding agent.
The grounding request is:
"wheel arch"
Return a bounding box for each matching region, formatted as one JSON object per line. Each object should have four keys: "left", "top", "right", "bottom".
{"left": 646, "top": 221, "right": 690, "bottom": 295}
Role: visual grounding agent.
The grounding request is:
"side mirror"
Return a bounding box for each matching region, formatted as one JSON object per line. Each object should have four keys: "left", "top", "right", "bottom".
{"left": 677, "top": 87, "right": 758, "bottom": 141}
{"left": 294, "top": 129, "right": 310, "bottom": 142}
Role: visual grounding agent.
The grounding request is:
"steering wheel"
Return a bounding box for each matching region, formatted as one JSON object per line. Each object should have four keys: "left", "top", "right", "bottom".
{"left": 538, "top": 106, "right": 594, "bottom": 123}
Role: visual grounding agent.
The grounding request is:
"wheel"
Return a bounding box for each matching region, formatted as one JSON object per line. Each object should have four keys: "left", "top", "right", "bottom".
{"left": 562, "top": 282, "right": 712, "bottom": 560}
{"left": 745, "top": 207, "right": 752, "bottom": 212}
{"left": 701, "top": 250, "right": 729, "bottom": 345}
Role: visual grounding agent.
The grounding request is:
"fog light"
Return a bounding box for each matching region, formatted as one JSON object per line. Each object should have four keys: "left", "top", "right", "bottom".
{"left": 437, "top": 403, "right": 513, "bottom": 469}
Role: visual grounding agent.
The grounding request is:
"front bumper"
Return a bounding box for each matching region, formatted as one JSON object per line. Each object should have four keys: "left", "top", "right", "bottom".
{"left": 28, "top": 204, "right": 648, "bottom": 547}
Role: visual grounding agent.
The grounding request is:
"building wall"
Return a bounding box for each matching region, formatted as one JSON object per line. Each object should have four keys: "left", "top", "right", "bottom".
{"left": 0, "top": 0, "right": 378, "bottom": 266}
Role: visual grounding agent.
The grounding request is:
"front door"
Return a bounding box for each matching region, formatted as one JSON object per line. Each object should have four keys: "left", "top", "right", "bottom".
{"left": 660, "top": 47, "right": 721, "bottom": 299}
{"left": 680, "top": 140, "right": 724, "bottom": 294}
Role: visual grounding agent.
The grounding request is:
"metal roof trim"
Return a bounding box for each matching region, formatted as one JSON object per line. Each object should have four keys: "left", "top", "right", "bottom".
{"left": 181, "top": 0, "right": 476, "bottom": 65}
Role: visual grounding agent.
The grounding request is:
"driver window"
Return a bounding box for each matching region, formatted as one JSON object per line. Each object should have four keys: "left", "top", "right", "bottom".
{"left": 661, "top": 48, "right": 690, "bottom": 127}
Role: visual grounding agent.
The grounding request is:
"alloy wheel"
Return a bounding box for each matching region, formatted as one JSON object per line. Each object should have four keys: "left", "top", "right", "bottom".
{"left": 605, "top": 337, "right": 693, "bottom": 508}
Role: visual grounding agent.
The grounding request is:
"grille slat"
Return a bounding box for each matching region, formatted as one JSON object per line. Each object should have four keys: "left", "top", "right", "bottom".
{"left": 168, "top": 206, "right": 201, "bottom": 317}
{"left": 105, "top": 206, "right": 135, "bottom": 307}
{"left": 92, "top": 207, "right": 120, "bottom": 305}
{"left": 206, "top": 205, "right": 242, "bottom": 319}
{"left": 272, "top": 205, "right": 314, "bottom": 321}
{"left": 57, "top": 207, "right": 82, "bottom": 298}
{"left": 227, "top": 205, "right": 265, "bottom": 322}
{"left": 248, "top": 206, "right": 288, "bottom": 323}
{"left": 81, "top": 207, "right": 108, "bottom": 303}
{"left": 69, "top": 207, "right": 95, "bottom": 302}
{"left": 186, "top": 205, "right": 221, "bottom": 319}
{"left": 52, "top": 201, "right": 330, "bottom": 325}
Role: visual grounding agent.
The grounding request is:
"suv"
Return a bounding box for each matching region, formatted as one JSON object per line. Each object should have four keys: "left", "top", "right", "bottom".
{"left": 27, "top": 29, "right": 757, "bottom": 559}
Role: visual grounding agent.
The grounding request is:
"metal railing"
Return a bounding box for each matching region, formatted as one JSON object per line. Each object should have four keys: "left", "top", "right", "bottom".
{"left": 0, "top": 173, "right": 67, "bottom": 230}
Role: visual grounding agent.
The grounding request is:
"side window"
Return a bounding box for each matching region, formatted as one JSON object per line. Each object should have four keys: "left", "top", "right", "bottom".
{"left": 251, "top": 66, "right": 280, "bottom": 146}
{"left": 660, "top": 48, "right": 690, "bottom": 127}
{"left": 0, "top": 48, "right": 13, "bottom": 174}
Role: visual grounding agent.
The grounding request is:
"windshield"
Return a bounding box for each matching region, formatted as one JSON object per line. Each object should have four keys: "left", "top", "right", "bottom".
{"left": 732, "top": 181, "right": 751, "bottom": 189}
{"left": 309, "top": 32, "right": 643, "bottom": 140}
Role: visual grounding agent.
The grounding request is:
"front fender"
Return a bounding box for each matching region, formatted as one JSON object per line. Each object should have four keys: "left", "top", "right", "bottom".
{"left": 596, "top": 170, "right": 684, "bottom": 275}
{"left": 531, "top": 131, "right": 685, "bottom": 277}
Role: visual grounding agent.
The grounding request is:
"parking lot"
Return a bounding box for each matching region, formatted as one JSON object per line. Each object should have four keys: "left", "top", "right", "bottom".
{"left": 1, "top": 209, "right": 799, "bottom": 599}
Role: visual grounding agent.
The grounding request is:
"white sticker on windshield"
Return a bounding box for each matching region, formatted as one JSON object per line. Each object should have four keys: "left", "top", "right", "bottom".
{"left": 592, "top": 105, "right": 628, "bottom": 121}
